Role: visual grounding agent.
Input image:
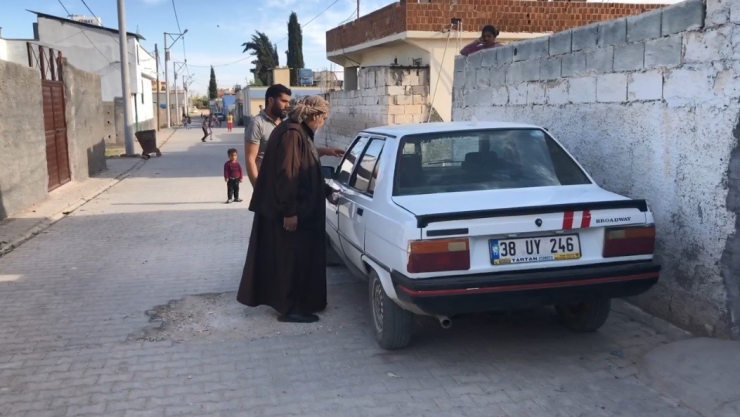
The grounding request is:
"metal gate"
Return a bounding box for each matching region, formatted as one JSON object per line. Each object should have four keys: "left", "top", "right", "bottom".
{"left": 28, "top": 43, "right": 70, "bottom": 191}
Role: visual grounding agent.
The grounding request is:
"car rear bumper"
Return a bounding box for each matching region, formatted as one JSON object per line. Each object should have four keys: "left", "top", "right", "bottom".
{"left": 391, "top": 261, "right": 660, "bottom": 316}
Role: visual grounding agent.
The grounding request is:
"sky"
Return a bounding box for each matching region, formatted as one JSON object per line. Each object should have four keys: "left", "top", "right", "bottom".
{"left": 1, "top": 0, "right": 397, "bottom": 96}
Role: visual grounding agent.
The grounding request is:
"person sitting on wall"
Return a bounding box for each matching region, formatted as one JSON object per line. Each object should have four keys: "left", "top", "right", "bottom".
{"left": 460, "top": 25, "right": 503, "bottom": 56}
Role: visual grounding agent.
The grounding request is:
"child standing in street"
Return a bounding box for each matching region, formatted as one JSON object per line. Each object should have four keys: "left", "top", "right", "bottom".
{"left": 224, "top": 148, "right": 243, "bottom": 204}
{"left": 227, "top": 113, "right": 234, "bottom": 132}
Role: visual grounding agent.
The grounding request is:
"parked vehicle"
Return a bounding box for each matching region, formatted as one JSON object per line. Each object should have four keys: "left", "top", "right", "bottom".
{"left": 213, "top": 112, "right": 226, "bottom": 122}
{"left": 322, "top": 121, "right": 660, "bottom": 349}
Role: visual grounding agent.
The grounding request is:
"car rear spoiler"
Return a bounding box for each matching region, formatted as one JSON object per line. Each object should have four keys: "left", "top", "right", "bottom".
{"left": 415, "top": 199, "right": 648, "bottom": 228}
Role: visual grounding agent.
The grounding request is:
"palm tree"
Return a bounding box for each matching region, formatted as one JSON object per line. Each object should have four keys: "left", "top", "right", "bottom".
{"left": 242, "top": 32, "right": 279, "bottom": 86}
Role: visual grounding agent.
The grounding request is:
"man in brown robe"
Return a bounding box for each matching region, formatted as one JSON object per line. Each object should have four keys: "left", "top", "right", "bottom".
{"left": 237, "top": 96, "right": 343, "bottom": 323}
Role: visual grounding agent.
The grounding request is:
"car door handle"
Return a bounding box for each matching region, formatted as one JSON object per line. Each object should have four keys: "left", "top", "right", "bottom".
{"left": 357, "top": 208, "right": 364, "bottom": 216}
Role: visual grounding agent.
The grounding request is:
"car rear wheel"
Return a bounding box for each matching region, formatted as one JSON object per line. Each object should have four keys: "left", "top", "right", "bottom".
{"left": 369, "top": 270, "right": 412, "bottom": 350}
{"left": 556, "top": 299, "right": 611, "bottom": 332}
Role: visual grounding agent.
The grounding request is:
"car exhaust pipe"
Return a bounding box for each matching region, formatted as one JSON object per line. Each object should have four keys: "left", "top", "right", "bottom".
{"left": 437, "top": 316, "right": 452, "bottom": 329}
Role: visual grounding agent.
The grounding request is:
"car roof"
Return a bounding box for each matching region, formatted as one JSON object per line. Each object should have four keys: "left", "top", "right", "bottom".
{"left": 360, "top": 121, "right": 543, "bottom": 137}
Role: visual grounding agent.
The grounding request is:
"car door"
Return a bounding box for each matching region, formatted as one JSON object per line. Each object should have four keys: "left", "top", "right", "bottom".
{"left": 338, "top": 137, "right": 386, "bottom": 272}
{"left": 330, "top": 136, "right": 369, "bottom": 261}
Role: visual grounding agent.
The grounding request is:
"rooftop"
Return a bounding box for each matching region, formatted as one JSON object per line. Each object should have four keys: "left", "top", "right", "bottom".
{"left": 362, "top": 121, "right": 542, "bottom": 137}
{"left": 326, "top": 0, "right": 662, "bottom": 54}
{"left": 28, "top": 10, "right": 145, "bottom": 40}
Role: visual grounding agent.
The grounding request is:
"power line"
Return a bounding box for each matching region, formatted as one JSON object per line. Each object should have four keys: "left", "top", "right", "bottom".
{"left": 57, "top": 0, "right": 112, "bottom": 63}
{"left": 171, "top": 0, "right": 183, "bottom": 34}
{"left": 78, "top": 0, "right": 138, "bottom": 61}
{"left": 189, "top": 0, "right": 345, "bottom": 69}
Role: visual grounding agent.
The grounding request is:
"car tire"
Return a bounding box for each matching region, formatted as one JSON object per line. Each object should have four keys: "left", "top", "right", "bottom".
{"left": 369, "top": 270, "right": 412, "bottom": 350}
{"left": 556, "top": 299, "right": 611, "bottom": 332}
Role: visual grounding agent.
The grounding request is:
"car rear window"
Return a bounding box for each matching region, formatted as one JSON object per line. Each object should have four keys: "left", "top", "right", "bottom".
{"left": 394, "top": 128, "right": 591, "bottom": 196}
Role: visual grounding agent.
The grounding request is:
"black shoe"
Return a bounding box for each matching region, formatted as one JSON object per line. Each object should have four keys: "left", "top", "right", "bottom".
{"left": 234, "top": 199, "right": 243, "bottom": 202}
{"left": 277, "top": 313, "right": 319, "bottom": 323}
{"left": 225, "top": 199, "right": 232, "bottom": 204}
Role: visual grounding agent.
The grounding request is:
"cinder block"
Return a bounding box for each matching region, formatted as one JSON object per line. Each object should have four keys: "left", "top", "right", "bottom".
{"left": 388, "top": 105, "right": 404, "bottom": 115}
{"left": 683, "top": 26, "right": 733, "bottom": 63}
{"left": 549, "top": 30, "right": 572, "bottom": 56}
{"left": 628, "top": 9, "right": 662, "bottom": 43}
{"left": 562, "top": 52, "right": 587, "bottom": 77}
{"left": 410, "top": 86, "right": 428, "bottom": 95}
{"left": 476, "top": 68, "right": 490, "bottom": 88}
{"left": 568, "top": 76, "right": 597, "bottom": 103}
{"left": 596, "top": 73, "right": 628, "bottom": 103}
{"left": 394, "top": 114, "right": 414, "bottom": 124}
{"left": 527, "top": 83, "right": 547, "bottom": 104}
{"left": 467, "top": 88, "right": 493, "bottom": 107}
{"left": 394, "top": 95, "right": 414, "bottom": 105}
{"left": 662, "top": 0, "right": 705, "bottom": 36}
{"left": 663, "top": 67, "right": 715, "bottom": 105}
{"left": 481, "top": 48, "right": 497, "bottom": 67}
{"left": 572, "top": 23, "right": 599, "bottom": 52}
{"left": 404, "top": 105, "right": 423, "bottom": 114}
{"left": 513, "top": 37, "right": 549, "bottom": 62}
{"left": 491, "top": 86, "right": 509, "bottom": 106}
{"left": 453, "top": 72, "right": 465, "bottom": 89}
{"left": 628, "top": 71, "right": 663, "bottom": 101}
{"left": 706, "top": 0, "right": 730, "bottom": 27}
{"left": 614, "top": 43, "right": 645, "bottom": 72}
{"left": 540, "top": 58, "right": 562, "bottom": 81}
{"left": 412, "top": 95, "right": 426, "bottom": 105}
{"left": 645, "top": 35, "right": 682, "bottom": 68}
{"left": 506, "top": 62, "right": 527, "bottom": 84}
{"left": 509, "top": 83, "right": 528, "bottom": 105}
{"left": 599, "top": 18, "right": 627, "bottom": 47}
{"left": 489, "top": 66, "right": 507, "bottom": 86}
{"left": 468, "top": 51, "right": 484, "bottom": 70}
{"left": 454, "top": 56, "right": 466, "bottom": 73}
{"left": 496, "top": 45, "right": 515, "bottom": 66}
{"left": 586, "top": 46, "right": 614, "bottom": 74}
{"left": 733, "top": 1, "right": 740, "bottom": 24}
{"left": 386, "top": 86, "right": 405, "bottom": 96}
{"left": 546, "top": 80, "right": 569, "bottom": 105}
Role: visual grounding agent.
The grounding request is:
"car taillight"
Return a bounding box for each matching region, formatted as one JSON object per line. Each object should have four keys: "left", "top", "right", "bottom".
{"left": 407, "top": 238, "right": 470, "bottom": 273}
{"left": 603, "top": 225, "right": 655, "bottom": 258}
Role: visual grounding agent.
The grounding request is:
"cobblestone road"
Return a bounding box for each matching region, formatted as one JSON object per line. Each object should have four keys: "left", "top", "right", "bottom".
{"left": 0, "top": 127, "right": 699, "bottom": 416}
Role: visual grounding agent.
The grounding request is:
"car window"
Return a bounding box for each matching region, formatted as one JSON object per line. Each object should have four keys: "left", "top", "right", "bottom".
{"left": 394, "top": 129, "right": 591, "bottom": 196}
{"left": 350, "top": 139, "right": 384, "bottom": 195}
{"left": 336, "top": 136, "right": 368, "bottom": 184}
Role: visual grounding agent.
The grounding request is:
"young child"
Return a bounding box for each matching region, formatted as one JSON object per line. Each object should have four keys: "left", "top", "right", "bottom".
{"left": 224, "top": 148, "right": 243, "bottom": 203}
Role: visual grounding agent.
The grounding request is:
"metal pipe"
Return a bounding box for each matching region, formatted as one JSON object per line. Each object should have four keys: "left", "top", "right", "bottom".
{"left": 438, "top": 316, "right": 452, "bottom": 329}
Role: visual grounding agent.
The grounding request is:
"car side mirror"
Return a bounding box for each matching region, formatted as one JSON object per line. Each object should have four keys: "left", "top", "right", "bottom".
{"left": 321, "top": 165, "right": 336, "bottom": 180}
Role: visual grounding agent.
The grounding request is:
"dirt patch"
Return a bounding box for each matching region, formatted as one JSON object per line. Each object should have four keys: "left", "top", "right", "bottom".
{"left": 129, "top": 267, "right": 369, "bottom": 343}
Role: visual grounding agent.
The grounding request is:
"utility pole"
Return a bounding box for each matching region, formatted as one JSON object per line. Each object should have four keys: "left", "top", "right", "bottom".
{"left": 173, "top": 61, "right": 187, "bottom": 124}
{"left": 163, "top": 30, "right": 187, "bottom": 129}
{"left": 357, "top": 0, "right": 359, "bottom": 19}
{"left": 116, "top": 0, "right": 135, "bottom": 155}
{"left": 164, "top": 33, "right": 170, "bottom": 128}
{"left": 155, "top": 43, "right": 160, "bottom": 131}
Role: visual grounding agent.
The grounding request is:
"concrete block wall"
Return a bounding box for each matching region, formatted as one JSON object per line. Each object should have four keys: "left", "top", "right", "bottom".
{"left": 452, "top": 0, "right": 740, "bottom": 339}
{"left": 63, "top": 61, "right": 107, "bottom": 181}
{"left": 317, "top": 66, "right": 429, "bottom": 149}
{"left": 0, "top": 60, "right": 48, "bottom": 220}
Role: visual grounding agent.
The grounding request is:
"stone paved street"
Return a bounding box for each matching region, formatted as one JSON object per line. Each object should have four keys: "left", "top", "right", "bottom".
{"left": 0, "top": 127, "right": 703, "bottom": 417}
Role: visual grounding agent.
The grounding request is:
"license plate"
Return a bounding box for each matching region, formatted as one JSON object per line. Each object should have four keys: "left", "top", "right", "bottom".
{"left": 490, "top": 234, "right": 581, "bottom": 265}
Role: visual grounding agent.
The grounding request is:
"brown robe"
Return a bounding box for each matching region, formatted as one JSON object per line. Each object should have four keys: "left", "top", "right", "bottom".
{"left": 236, "top": 120, "right": 329, "bottom": 316}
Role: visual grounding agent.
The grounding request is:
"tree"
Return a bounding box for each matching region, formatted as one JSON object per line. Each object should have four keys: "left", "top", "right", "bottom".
{"left": 286, "top": 12, "right": 305, "bottom": 86}
{"left": 208, "top": 66, "right": 218, "bottom": 100}
{"left": 242, "top": 31, "right": 279, "bottom": 86}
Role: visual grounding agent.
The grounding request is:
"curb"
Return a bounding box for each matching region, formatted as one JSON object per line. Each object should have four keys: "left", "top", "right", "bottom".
{"left": 0, "top": 129, "right": 179, "bottom": 259}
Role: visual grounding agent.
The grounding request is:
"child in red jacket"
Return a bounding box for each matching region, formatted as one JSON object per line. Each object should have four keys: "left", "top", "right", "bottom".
{"left": 224, "top": 148, "right": 243, "bottom": 203}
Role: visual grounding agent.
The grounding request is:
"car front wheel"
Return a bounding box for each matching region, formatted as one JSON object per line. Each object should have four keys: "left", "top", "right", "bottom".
{"left": 556, "top": 299, "right": 611, "bottom": 332}
{"left": 369, "top": 270, "right": 413, "bottom": 350}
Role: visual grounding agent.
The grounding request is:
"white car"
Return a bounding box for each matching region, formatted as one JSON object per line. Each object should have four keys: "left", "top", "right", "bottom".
{"left": 322, "top": 121, "right": 660, "bottom": 350}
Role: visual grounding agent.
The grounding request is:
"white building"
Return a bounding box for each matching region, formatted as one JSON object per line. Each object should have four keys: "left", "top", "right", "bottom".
{"left": 1, "top": 11, "right": 157, "bottom": 139}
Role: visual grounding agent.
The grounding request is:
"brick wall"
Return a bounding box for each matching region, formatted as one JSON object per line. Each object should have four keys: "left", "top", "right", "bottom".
{"left": 326, "top": 0, "right": 663, "bottom": 52}
{"left": 452, "top": 0, "right": 740, "bottom": 340}
{"left": 317, "top": 66, "right": 430, "bottom": 149}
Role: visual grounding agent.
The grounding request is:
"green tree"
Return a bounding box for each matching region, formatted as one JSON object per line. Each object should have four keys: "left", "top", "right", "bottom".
{"left": 286, "top": 12, "right": 305, "bottom": 86}
{"left": 242, "top": 31, "right": 279, "bottom": 86}
{"left": 208, "top": 66, "right": 218, "bottom": 100}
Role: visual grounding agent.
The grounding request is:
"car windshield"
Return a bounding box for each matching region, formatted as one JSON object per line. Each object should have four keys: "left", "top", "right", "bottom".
{"left": 393, "top": 128, "right": 591, "bottom": 196}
